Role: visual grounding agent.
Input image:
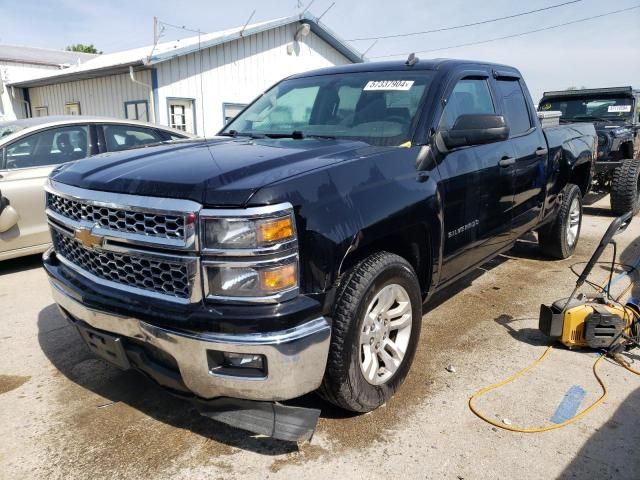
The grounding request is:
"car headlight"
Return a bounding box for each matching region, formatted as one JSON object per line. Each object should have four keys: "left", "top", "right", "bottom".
{"left": 204, "top": 255, "right": 298, "bottom": 300}
{"left": 200, "top": 203, "right": 299, "bottom": 302}
{"left": 201, "top": 209, "right": 295, "bottom": 252}
{"left": 597, "top": 134, "right": 608, "bottom": 147}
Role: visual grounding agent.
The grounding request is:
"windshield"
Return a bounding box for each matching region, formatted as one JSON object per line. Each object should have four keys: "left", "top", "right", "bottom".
{"left": 0, "top": 123, "right": 25, "bottom": 139}
{"left": 221, "top": 71, "right": 435, "bottom": 146}
{"left": 539, "top": 95, "right": 634, "bottom": 122}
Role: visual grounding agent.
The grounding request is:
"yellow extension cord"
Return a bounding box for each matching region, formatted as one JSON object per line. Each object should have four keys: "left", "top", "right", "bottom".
{"left": 469, "top": 278, "right": 639, "bottom": 432}
{"left": 469, "top": 346, "right": 609, "bottom": 433}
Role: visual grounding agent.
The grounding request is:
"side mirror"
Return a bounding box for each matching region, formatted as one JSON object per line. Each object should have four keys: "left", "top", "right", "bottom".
{"left": 0, "top": 205, "right": 19, "bottom": 233}
{"left": 0, "top": 191, "right": 19, "bottom": 233}
{"left": 440, "top": 114, "right": 509, "bottom": 149}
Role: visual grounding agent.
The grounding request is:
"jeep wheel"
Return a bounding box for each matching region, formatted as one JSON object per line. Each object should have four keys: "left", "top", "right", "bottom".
{"left": 538, "top": 184, "right": 582, "bottom": 259}
{"left": 610, "top": 159, "right": 640, "bottom": 216}
{"left": 319, "top": 252, "right": 422, "bottom": 412}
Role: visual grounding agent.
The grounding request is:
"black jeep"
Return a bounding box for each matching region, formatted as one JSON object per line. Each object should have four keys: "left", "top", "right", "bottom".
{"left": 539, "top": 87, "right": 640, "bottom": 215}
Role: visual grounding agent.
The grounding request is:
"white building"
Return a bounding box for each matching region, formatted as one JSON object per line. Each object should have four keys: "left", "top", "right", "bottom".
{"left": 8, "top": 13, "right": 363, "bottom": 136}
{"left": 0, "top": 45, "right": 95, "bottom": 120}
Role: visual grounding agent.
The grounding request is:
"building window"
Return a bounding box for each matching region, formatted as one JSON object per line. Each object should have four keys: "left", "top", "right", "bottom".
{"left": 223, "top": 103, "right": 247, "bottom": 125}
{"left": 64, "top": 102, "right": 81, "bottom": 116}
{"left": 125, "top": 100, "right": 149, "bottom": 122}
{"left": 34, "top": 106, "right": 49, "bottom": 117}
{"left": 167, "top": 98, "right": 195, "bottom": 133}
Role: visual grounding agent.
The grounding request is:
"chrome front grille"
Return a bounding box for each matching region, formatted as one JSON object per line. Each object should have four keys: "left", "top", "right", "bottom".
{"left": 47, "top": 192, "right": 187, "bottom": 240}
{"left": 46, "top": 181, "right": 202, "bottom": 304}
{"left": 52, "top": 230, "right": 193, "bottom": 299}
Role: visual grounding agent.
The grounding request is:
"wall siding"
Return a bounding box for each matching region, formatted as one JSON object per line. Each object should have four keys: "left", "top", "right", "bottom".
{"left": 27, "top": 71, "right": 153, "bottom": 119}
{"left": 155, "top": 24, "right": 351, "bottom": 135}
{"left": 1, "top": 60, "right": 58, "bottom": 120}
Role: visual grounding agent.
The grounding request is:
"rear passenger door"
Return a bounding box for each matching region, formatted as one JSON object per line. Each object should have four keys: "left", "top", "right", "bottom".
{"left": 100, "top": 124, "right": 165, "bottom": 153}
{"left": 493, "top": 74, "right": 547, "bottom": 236}
{"left": 436, "top": 72, "right": 516, "bottom": 282}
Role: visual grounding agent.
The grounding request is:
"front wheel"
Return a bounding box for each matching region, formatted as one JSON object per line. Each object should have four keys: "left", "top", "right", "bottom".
{"left": 610, "top": 158, "right": 640, "bottom": 216}
{"left": 319, "top": 252, "right": 422, "bottom": 412}
{"left": 538, "top": 184, "right": 582, "bottom": 259}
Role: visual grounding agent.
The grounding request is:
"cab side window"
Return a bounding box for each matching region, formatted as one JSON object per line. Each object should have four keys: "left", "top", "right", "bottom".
{"left": 4, "top": 126, "right": 89, "bottom": 169}
{"left": 439, "top": 78, "right": 495, "bottom": 129}
{"left": 495, "top": 79, "right": 532, "bottom": 136}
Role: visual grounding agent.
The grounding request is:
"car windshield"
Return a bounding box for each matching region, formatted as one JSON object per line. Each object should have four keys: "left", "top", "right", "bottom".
{"left": 0, "top": 123, "right": 25, "bottom": 139}
{"left": 539, "top": 95, "right": 634, "bottom": 122}
{"left": 221, "top": 71, "right": 435, "bottom": 146}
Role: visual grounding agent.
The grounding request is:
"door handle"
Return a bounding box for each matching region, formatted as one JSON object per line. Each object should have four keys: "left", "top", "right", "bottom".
{"left": 499, "top": 157, "right": 516, "bottom": 167}
{"left": 535, "top": 147, "right": 548, "bottom": 156}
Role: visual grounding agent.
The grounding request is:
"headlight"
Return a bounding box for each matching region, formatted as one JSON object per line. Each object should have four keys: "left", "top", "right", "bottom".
{"left": 201, "top": 207, "right": 296, "bottom": 252}
{"left": 200, "top": 203, "right": 299, "bottom": 302}
{"left": 597, "top": 134, "right": 608, "bottom": 147}
{"left": 204, "top": 256, "right": 298, "bottom": 300}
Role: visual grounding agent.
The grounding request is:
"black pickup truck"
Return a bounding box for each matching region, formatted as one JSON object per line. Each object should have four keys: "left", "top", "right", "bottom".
{"left": 539, "top": 87, "right": 640, "bottom": 215}
{"left": 43, "top": 59, "right": 596, "bottom": 441}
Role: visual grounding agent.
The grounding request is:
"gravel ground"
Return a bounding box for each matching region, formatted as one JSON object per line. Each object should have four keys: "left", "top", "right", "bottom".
{"left": 0, "top": 195, "right": 639, "bottom": 480}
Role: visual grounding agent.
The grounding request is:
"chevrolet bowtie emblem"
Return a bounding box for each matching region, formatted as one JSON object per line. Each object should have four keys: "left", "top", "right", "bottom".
{"left": 74, "top": 227, "right": 104, "bottom": 249}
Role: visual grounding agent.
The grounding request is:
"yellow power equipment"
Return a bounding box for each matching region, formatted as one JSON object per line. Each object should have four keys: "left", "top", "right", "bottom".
{"left": 539, "top": 211, "right": 639, "bottom": 351}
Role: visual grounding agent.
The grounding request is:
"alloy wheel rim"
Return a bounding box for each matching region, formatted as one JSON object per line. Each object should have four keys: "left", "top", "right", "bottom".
{"left": 567, "top": 197, "right": 580, "bottom": 247}
{"left": 359, "top": 283, "right": 413, "bottom": 386}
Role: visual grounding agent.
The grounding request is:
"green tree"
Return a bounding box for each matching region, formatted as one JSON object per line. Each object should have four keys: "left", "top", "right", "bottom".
{"left": 65, "top": 44, "right": 102, "bottom": 54}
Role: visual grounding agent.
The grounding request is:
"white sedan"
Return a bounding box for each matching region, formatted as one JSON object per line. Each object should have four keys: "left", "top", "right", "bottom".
{"left": 0, "top": 116, "right": 193, "bottom": 261}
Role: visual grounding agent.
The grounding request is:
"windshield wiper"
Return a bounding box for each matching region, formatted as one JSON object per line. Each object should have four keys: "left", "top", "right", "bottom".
{"left": 263, "top": 131, "right": 336, "bottom": 140}
{"left": 219, "top": 130, "right": 265, "bottom": 139}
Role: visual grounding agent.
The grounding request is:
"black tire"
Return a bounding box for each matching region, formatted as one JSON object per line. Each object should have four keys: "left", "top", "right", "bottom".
{"left": 538, "top": 184, "right": 582, "bottom": 259}
{"left": 319, "top": 252, "right": 422, "bottom": 412}
{"left": 610, "top": 159, "right": 640, "bottom": 216}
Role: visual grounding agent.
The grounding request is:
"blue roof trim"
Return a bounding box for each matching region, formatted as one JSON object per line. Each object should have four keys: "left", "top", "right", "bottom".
{"left": 148, "top": 12, "right": 363, "bottom": 65}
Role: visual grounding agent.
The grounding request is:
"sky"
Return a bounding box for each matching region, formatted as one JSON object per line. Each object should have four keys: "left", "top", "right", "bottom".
{"left": 1, "top": 0, "right": 639, "bottom": 101}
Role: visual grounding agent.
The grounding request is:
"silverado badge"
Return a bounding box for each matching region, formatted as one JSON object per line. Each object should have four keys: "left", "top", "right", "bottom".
{"left": 74, "top": 227, "right": 104, "bottom": 249}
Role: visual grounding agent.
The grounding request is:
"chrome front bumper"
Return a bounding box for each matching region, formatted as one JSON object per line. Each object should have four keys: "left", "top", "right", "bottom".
{"left": 50, "top": 280, "right": 331, "bottom": 401}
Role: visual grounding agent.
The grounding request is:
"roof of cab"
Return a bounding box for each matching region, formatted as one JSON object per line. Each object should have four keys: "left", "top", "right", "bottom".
{"left": 287, "top": 58, "right": 519, "bottom": 80}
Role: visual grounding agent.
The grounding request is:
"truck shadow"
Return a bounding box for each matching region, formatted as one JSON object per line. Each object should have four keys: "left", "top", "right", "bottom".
{"left": 583, "top": 205, "right": 615, "bottom": 217}
{"left": 558, "top": 387, "right": 640, "bottom": 479}
{"left": 36, "top": 304, "right": 299, "bottom": 455}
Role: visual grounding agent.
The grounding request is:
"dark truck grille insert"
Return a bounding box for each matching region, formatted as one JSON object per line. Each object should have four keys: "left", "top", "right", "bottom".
{"left": 52, "top": 231, "right": 192, "bottom": 299}
{"left": 47, "top": 193, "right": 186, "bottom": 240}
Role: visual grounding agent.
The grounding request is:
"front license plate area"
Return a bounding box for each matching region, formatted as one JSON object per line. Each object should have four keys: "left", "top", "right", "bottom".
{"left": 77, "top": 323, "right": 131, "bottom": 370}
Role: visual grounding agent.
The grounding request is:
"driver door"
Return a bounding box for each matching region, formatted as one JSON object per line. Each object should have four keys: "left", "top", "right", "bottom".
{"left": 0, "top": 125, "right": 90, "bottom": 258}
{"left": 436, "top": 73, "right": 516, "bottom": 282}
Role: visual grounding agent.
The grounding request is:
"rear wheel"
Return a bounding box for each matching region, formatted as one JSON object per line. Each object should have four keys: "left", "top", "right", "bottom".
{"left": 319, "top": 252, "right": 422, "bottom": 412}
{"left": 538, "top": 184, "right": 582, "bottom": 259}
{"left": 610, "top": 159, "right": 640, "bottom": 216}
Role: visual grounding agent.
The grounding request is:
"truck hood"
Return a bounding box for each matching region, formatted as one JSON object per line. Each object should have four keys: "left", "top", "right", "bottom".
{"left": 51, "top": 137, "right": 374, "bottom": 206}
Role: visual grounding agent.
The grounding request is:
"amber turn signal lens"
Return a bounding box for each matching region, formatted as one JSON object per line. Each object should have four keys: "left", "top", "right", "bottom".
{"left": 256, "top": 216, "right": 294, "bottom": 244}
{"left": 260, "top": 264, "right": 297, "bottom": 292}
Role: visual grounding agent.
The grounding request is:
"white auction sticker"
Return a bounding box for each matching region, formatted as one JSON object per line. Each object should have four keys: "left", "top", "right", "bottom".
{"left": 364, "top": 80, "right": 415, "bottom": 91}
{"left": 607, "top": 105, "right": 631, "bottom": 113}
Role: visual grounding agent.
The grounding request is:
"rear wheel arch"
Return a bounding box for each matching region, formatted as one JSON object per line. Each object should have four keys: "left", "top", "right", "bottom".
{"left": 569, "top": 161, "right": 592, "bottom": 197}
